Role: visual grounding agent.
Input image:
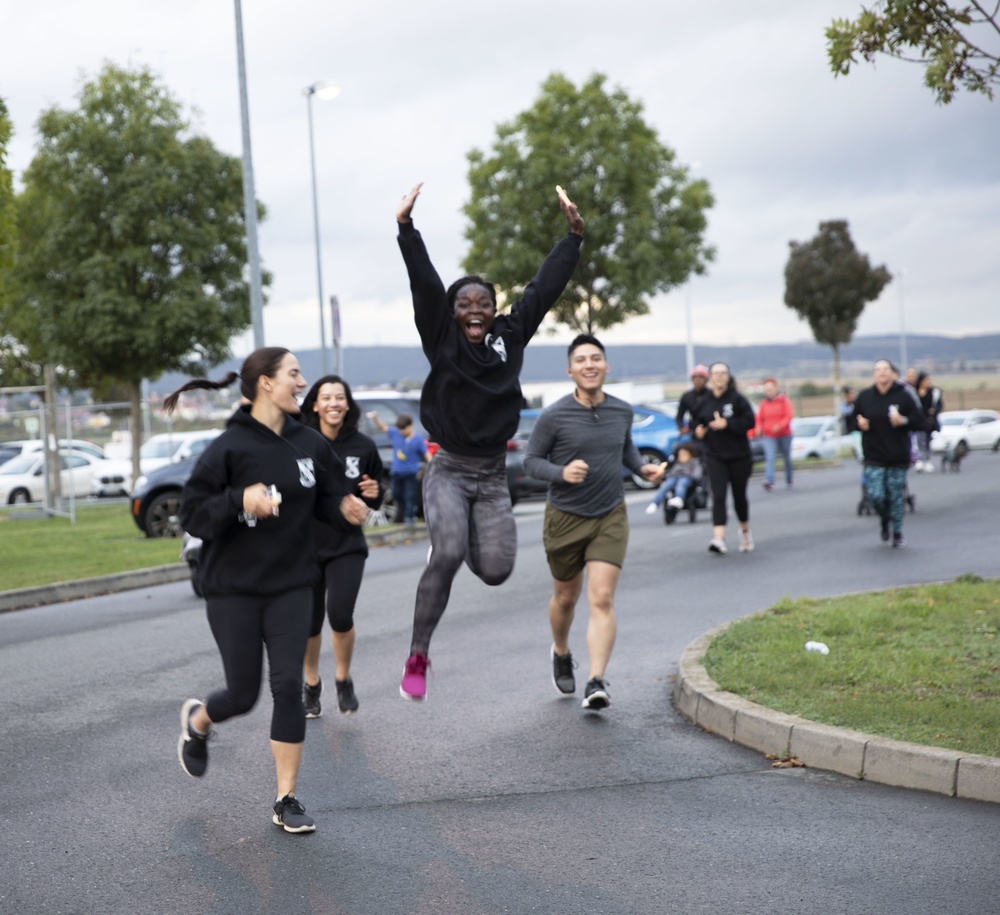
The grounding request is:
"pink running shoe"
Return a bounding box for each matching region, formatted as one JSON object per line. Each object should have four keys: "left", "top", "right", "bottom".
{"left": 400, "top": 652, "right": 431, "bottom": 701}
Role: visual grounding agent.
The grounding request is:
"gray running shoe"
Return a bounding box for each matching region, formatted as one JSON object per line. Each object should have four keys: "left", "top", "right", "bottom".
{"left": 272, "top": 794, "right": 316, "bottom": 834}
{"left": 304, "top": 678, "right": 322, "bottom": 719}
{"left": 177, "top": 698, "right": 210, "bottom": 778}
{"left": 551, "top": 646, "right": 577, "bottom": 695}
{"left": 582, "top": 677, "right": 611, "bottom": 710}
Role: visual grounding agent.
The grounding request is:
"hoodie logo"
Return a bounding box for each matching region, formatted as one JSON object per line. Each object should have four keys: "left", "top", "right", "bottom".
{"left": 344, "top": 455, "right": 360, "bottom": 479}
{"left": 722, "top": 403, "right": 734, "bottom": 419}
{"left": 297, "top": 458, "right": 316, "bottom": 488}
{"left": 486, "top": 333, "right": 508, "bottom": 363}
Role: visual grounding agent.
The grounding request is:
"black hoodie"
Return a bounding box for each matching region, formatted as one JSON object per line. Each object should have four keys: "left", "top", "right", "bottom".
{"left": 691, "top": 386, "right": 756, "bottom": 461}
{"left": 180, "top": 406, "right": 355, "bottom": 598}
{"left": 398, "top": 220, "right": 582, "bottom": 457}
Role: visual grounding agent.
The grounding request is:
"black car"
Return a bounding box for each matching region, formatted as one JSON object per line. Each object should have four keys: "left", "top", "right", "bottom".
{"left": 130, "top": 457, "right": 197, "bottom": 537}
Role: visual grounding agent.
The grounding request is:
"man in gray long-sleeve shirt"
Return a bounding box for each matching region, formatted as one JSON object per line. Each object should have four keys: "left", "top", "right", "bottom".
{"left": 524, "top": 334, "right": 660, "bottom": 710}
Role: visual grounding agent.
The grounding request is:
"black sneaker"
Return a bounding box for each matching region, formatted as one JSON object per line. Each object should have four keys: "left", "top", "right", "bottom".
{"left": 304, "top": 678, "right": 322, "bottom": 719}
{"left": 582, "top": 677, "right": 611, "bottom": 710}
{"left": 272, "top": 794, "right": 316, "bottom": 834}
{"left": 177, "top": 698, "right": 210, "bottom": 778}
{"left": 892, "top": 532, "right": 906, "bottom": 548}
{"left": 551, "top": 646, "right": 577, "bottom": 695}
{"left": 880, "top": 518, "right": 890, "bottom": 542}
{"left": 335, "top": 678, "right": 359, "bottom": 714}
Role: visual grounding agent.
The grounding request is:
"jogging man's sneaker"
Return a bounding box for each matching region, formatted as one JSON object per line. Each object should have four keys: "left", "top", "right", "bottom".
{"left": 335, "top": 678, "right": 359, "bottom": 714}
{"left": 272, "top": 794, "right": 316, "bottom": 834}
{"left": 400, "top": 652, "right": 430, "bottom": 701}
{"left": 178, "top": 698, "right": 210, "bottom": 778}
{"left": 304, "top": 678, "right": 322, "bottom": 719}
{"left": 582, "top": 678, "right": 611, "bottom": 710}
{"left": 551, "top": 645, "right": 577, "bottom": 695}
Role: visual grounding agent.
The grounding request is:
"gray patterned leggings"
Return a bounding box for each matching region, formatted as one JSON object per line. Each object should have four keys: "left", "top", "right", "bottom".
{"left": 410, "top": 449, "right": 516, "bottom": 653}
{"left": 863, "top": 464, "right": 908, "bottom": 534}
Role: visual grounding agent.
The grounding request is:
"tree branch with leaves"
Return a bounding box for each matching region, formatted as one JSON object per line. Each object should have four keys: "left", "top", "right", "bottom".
{"left": 827, "top": 1, "right": 1000, "bottom": 103}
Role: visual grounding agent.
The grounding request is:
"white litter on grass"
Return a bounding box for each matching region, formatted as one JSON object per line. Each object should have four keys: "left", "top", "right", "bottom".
{"left": 804, "top": 641, "right": 830, "bottom": 655}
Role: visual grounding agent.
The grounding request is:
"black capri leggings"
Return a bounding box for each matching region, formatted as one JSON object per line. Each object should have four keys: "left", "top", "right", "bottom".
{"left": 309, "top": 551, "right": 367, "bottom": 637}
{"left": 704, "top": 454, "right": 752, "bottom": 526}
{"left": 204, "top": 587, "right": 311, "bottom": 744}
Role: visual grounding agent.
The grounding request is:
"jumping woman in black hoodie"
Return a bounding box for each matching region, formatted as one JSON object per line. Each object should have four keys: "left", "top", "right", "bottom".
{"left": 167, "top": 347, "right": 368, "bottom": 834}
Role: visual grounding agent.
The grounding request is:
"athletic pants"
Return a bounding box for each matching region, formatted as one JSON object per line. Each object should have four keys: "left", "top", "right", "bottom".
{"left": 704, "top": 454, "right": 752, "bottom": 526}
{"left": 309, "top": 551, "right": 367, "bottom": 637}
{"left": 410, "top": 449, "right": 515, "bottom": 653}
{"left": 204, "top": 587, "right": 310, "bottom": 743}
{"left": 864, "top": 465, "right": 908, "bottom": 535}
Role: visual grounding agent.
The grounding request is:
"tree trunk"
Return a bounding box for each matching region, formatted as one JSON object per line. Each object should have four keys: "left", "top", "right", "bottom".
{"left": 831, "top": 343, "right": 842, "bottom": 426}
{"left": 129, "top": 379, "right": 142, "bottom": 485}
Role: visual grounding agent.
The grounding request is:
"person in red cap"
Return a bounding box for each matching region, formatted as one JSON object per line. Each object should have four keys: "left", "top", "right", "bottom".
{"left": 675, "top": 364, "right": 710, "bottom": 434}
{"left": 755, "top": 377, "right": 794, "bottom": 490}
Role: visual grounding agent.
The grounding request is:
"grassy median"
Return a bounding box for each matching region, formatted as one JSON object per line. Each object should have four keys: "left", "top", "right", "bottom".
{"left": 0, "top": 502, "right": 180, "bottom": 590}
{"left": 703, "top": 575, "right": 1000, "bottom": 758}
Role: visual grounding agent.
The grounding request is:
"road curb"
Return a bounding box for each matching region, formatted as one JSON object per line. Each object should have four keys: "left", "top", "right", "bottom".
{"left": 0, "top": 525, "right": 429, "bottom": 614}
{"left": 673, "top": 618, "right": 1000, "bottom": 804}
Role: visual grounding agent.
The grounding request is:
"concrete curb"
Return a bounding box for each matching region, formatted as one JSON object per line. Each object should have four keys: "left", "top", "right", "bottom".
{"left": 0, "top": 525, "right": 429, "bottom": 614}
{"left": 673, "top": 618, "right": 1000, "bottom": 804}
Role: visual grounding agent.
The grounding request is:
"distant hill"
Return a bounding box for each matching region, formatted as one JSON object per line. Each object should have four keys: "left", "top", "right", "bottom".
{"left": 151, "top": 333, "right": 1000, "bottom": 395}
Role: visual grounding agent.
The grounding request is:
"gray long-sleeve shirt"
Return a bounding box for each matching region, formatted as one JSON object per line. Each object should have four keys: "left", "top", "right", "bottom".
{"left": 524, "top": 392, "right": 644, "bottom": 518}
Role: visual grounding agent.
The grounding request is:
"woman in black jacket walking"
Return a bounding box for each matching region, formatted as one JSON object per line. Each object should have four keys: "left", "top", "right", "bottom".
{"left": 693, "top": 362, "right": 756, "bottom": 555}
{"left": 299, "top": 375, "right": 384, "bottom": 717}
{"left": 166, "top": 347, "right": 368, "bottom": 834}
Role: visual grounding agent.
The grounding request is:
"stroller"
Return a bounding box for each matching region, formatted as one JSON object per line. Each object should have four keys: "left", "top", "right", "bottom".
{"left": 658, "top": 437, "right": 710, "bottom": 525}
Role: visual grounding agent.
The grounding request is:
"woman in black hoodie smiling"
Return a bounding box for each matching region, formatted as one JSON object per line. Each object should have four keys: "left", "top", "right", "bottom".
{"left": 166, "top": 347, "right": 368, "bottom": 834}
{"left": 299, "top": 375, "right": 384, "bottom": 718}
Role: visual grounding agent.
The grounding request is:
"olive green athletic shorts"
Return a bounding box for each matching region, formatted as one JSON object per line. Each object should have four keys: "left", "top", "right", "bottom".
{"left": 542, "top": 500, "right": 629, "bottom": 582}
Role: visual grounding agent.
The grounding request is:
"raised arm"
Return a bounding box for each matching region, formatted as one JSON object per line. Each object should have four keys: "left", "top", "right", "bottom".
{"left": 556, "top": 185, "right": 585, "bottom": 236}
{"left": 396, "top": 182, "right": 423, "bottom": 224}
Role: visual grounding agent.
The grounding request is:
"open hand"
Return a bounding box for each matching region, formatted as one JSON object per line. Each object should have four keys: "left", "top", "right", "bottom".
{"left": 397, "top": 182, "right": 423, "bottom": 223}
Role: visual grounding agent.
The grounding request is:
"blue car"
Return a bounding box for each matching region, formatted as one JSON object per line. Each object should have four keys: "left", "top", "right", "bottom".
{"left": 629, "top": 405, "right": 680, "bottom": 489}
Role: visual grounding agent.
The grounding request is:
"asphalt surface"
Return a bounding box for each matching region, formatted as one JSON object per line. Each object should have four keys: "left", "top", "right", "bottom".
{"left": 2, "top": 455, "right": 999, "bottom": 914}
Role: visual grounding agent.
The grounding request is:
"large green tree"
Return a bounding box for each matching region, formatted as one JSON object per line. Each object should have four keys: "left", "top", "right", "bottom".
{"left": 6, "top": 63, "right": 267, "bottom": 474}
{"left": 827, "top": 1, "right": 1000, "bottom": 103}
{"left": 463, "top": 73, "right": 714, "bottom": 335}
{"left": 0, "top": 96, "right": 29, "bottom": 387}
{"left": 784, "top": 220, "right": 892, "bottom": 391}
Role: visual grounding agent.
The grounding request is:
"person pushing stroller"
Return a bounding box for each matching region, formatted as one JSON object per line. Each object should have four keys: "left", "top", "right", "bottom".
{"left": 645, "top": 441, "right": 703, "bottom": 519}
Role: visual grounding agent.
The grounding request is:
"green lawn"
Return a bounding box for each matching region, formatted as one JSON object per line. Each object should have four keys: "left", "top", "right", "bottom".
{"left": 703, "top": 575, "right": 1000, "bottom": 758}
{"left": 0, "top": 502, "right": 181, "bottom": 590}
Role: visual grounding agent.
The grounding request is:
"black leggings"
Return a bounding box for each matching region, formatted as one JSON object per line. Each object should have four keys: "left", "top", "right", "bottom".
{"left": 309, "top": 551, "right": 367, "bottom": 637}
{"left": 704, "top": 454, "right": 752, "bottom": 526}
{"left": 204, "top": 588, "right": 311, "bottom": 743}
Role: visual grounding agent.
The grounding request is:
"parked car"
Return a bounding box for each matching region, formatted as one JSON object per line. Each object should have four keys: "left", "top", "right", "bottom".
{"left": 930, "top": 410, "right": 1000, "bottom": 454}
{"left": 506, "top": 408, "right": 549, "bottom": 504}
{"left": 790, "top": 415, "right": 858, "bottom": 461}
{"left": 628, "top": 405, "right": 680, "bottom": 489}
{"left": 1, "top": 438, "right": 109, "bottom": 462}
{"left": 0, "top": 449, "right": 116, "bottom": 504}
{"left": 138, "top": 429, "right": 222, "bottom": 473}
{"left": 130, "top": 457, "right": 196, "bottom": 537}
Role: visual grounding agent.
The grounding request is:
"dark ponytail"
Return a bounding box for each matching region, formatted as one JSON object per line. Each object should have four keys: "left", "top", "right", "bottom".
{"left": 163, "top": 346, "right": 290, "bottom": 415}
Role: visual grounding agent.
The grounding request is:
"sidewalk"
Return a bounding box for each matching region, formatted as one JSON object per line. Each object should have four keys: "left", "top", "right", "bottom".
{"left": 0, "top": 523, "right": 428, "bottom": 614}
{"left": 674, "top": 620, "right": 1000, "bottom": 804}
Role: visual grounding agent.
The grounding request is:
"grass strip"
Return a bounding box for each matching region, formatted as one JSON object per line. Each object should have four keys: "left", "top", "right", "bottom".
{"left": 0, "top": 503, "right": 180, "bottom": 590}
{"left": 703, "top": 574, "right": 1000, "bottom": 758}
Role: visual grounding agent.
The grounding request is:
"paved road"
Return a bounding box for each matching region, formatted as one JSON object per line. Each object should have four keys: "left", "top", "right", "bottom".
{"left": 2, "top": 455, "right": 999, "bottom": 914}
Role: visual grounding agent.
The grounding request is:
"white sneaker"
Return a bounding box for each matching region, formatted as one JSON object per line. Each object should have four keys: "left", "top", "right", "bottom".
{"left": 739, "top": 530, "right": 755, "bottom": 553}
{"left": 644, "top": 503, "right": 658, "bottom": 515}
{"left": 708, "top": 537, "right": 727, "bottom": 554}
{"left": 914, "top": 461, "right": 924, "bottom": 472}
{"left": 923, "top": 462, "right": 935, "bottom": 473}
{"left": 667, "top": 496, "right": 684, "bottom": 509}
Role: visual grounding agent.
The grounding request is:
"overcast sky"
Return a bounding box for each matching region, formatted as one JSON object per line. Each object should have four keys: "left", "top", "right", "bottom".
{"left": 3, "top": 1, "right": 998, "bottom": 364}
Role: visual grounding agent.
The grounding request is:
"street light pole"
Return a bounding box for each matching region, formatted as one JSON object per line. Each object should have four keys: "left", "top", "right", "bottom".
{"left": 304, "top": 81, "right": 341, "bottom": 376}
{"left": 897, "top": 267, "right": 908, "bottom": 373}
{"left": 233, "top": 0, "right": 265, "bottom": 348}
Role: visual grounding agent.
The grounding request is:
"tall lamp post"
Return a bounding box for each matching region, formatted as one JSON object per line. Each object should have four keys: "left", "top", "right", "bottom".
{"left": 304, "top": 80, "right": 341, "bottom": 374}
{"left": 897, "top": 267, "right": 908, "bottom": 373}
